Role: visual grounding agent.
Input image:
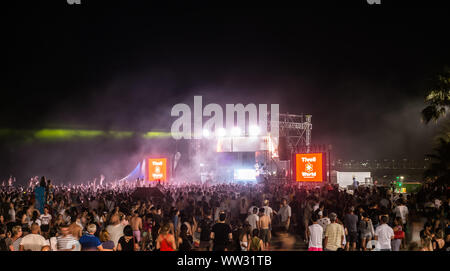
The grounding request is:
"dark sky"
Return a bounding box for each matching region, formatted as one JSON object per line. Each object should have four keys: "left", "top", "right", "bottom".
{"left": 2, "top": 3, "right": 450, "bottom": 181}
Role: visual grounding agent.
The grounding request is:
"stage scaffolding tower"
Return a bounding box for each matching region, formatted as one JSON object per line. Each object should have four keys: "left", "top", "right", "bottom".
{"left": 273, "top": 113, "right": 312, "bottom": 154}
{"left": 264, "top": 113, "right": 312, "bottom": 182}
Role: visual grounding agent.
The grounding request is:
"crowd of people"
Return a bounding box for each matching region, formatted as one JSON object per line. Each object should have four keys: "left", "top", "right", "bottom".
{"left": 0, "top": 176, "right": 448, "bottom": 251}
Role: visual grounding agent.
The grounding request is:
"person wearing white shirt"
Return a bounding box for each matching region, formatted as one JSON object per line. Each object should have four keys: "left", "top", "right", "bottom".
{"left": 246, "top": 207, "right": 260, "bottom": 231}
{"left": 394, "top": 200, "right": 409, "bottom": 227}
{"left": 106, "top": 215, "right": 125, "bottom": 247}
{"left": 248, "top": 205, "right": 257, "bottom": 216}
{"left": 279, "top": 199, "right": 292, "bottom": 231}
{"left": 374, "top": 215, "right": 394, "bottom": 251}
{"left": 20, "top": 223, "right": 47, "bottom": 251}
{"left": 318, "top": 211, "right": 331, "bottom": 235}
{"left": 262, "top": 200, "right": 274, "bottom": 218}
{"left": 307, "top": 214, "right": 323, "bottom": 251}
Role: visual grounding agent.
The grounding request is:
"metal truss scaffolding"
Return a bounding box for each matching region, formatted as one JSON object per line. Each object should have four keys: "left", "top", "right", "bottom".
{"left": 274, "top": 113, "right": 312, "bottom": 155}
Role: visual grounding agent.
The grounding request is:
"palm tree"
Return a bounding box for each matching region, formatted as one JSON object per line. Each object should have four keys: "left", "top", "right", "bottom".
{"left": 424, "top": 137, "right": 450, "bottom": 186}
{"left": 421, "top": 67, "right": 450, "bottom": 124}
{"left": 421, "top": 67, "right": 450, "bottom": 186}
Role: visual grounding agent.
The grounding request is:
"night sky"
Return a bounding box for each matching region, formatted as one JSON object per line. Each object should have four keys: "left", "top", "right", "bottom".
{"left": 2, "top": 2, "right": 450, "bottom": 182}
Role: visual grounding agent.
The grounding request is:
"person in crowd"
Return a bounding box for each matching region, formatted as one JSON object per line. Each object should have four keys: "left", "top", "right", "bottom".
{"left": 19, "top": 223, "right": 46, "bottom": 251}
{"left": 394, "top": 199, "right": 409, "bottom": 232}
{"left": 258, "top": 208, "right": 271, "bottom": 249}
{"left": 432, "top": 230, "right": 446, "bottom": 251}
{"left": 421, "top": 236, "right": 434, "bottom": 251}
{"left": 29, "top": 210, "right": 41, "bottom": 228}
{"left": 0, "top": 174, "right": 447, "bottom": 252}
{"left": 56, "top": 224, "right": 78, "bottom": 251}
{"left": 211, "top": 211, "right": 232, "bottom": 251}
{"left": 106, "top": 214, "right": 125, "bottom": 248}
{"left": 239, "top": 197, "right": 249, "bottom": 223}
{"left": 374, "top": 215, "right": 394, "bottom": 251}
{"left": 8, "top": 225, "right": 23, "bottom": 251}
{"left": 239, "top": 223, "right": 252, "bottom": 251}
{"left": 392, "top": 217, "right": 404, "bottom": 251}
{"left": 359, "top": 212, "right": 375, "bottom": 251}
{"left": 279, "top": 198, "right": 291, "bottom": 233}
{"left": 68, "top": 216, "right": 82, "bottom": 240}
{"left": 245, "top": 207, "right": 259, "bottom": 232}
{"left": 117, "top": 225, "right": 138, "bottom": 251}
{"left": 317, "top": 210, "right": 331, "bottom": 233}
{"left": 344, "top": 206, "right": 358, "bottom": 251}
{"left": 420, "top": 222, "right": 434, "bottom": 240}
{"left": 324, "top": 212, "right": 345, "bottom": 251}
{"left": 0, "top": 226, "right": 8, "bottom": 251}
{"left": 198, "top": 209, "right": 213, "bottom": 251}
{"left": 130, "top": 210, "right": 142, "bottom": 243}
{"left": 79, "top": 224, "right": 111, "bottom": 251}
{"left": 8, "top": 203, "right": 16, "bottom": 224}
{"left": 99, "top": 229, "right": 115, "bottom": 250}
{"left": 156, "top": 224, "right": 176, "bottom": 251}
{"left": 177, "top": 223, "right": 193, "bottom": 251}
{"left": 307, "top": 214, "right": 323, "bottom": 251}
{"left": 34, "top": 177, "right": 46, "bottom": 214}
{"left": 39, "top": 207, "right": 52, "bottom": 238}
{"left": 249, "top": 229, "right": 264, "bottom": 251}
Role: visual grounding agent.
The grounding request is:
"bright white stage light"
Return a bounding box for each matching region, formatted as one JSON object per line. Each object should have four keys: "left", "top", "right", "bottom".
{"left": 249, "top": 125, "right": 260, "bottom": 136}
{"left": 202, "top": 129, "right": 210, "bottom": 138}
{"left": 216, "top": 128, "right": 226, "bottom": 137}
{"left": 234, "top": 169, "right": 257, "bottom": 181}
{"left": 231, "top": 127, "right": 241, "bottom": 137}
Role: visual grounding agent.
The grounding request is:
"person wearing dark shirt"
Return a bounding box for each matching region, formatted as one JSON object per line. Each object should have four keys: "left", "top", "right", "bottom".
{"left": 199, "top": 210, "right": 213, "bottom": 251}
{"left": 117, "top": 225, "right": 137, "bottom": 251}
{"left": 344, "top": 207, "right": 358, "bottom": 251}
{"left": 99, "top": 229, "right": 115, "bottom": 250}
{"left": 211, "top": 211, "right": 232, "bottom": 251}
{"left": 368, "top": 204, "right": 381, "bottom": 228}
{"left": 178, "top": 224, "right": 193, "bottom": 251}
{"left": 150, "top": 207, "right": 162, "bottom": 247}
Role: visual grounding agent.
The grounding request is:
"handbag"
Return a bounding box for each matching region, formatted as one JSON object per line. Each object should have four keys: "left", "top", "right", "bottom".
{"left": 394, "top": 230, "right": 405, "bottom": 239}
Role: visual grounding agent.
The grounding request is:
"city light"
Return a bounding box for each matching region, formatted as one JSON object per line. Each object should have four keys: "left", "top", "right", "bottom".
{"left": 202, "top": 129, "right": 210, "bottom": 138}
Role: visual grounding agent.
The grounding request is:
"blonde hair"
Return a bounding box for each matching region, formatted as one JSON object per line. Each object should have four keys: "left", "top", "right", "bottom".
{"left": 160, "top": 224, "right": 170, "bottom": 234}
{"left": 12, "top": 225, "right": 22, "bottom": 236}
{"left": 99, "top": 230, "right": 110, "bottom": 242}
{"left": 87, "top": 224, "right": 97, "bottom": 233}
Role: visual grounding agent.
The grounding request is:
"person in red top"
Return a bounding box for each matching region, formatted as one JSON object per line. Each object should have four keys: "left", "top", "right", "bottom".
{"left": 156, "top": 224, "right": 176, "bottom": 251}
